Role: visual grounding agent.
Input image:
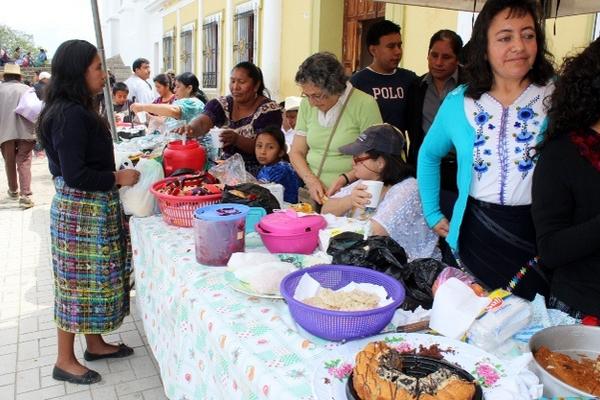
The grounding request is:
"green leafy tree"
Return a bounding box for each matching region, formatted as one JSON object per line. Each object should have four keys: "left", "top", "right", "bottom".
{"left": 0, "top": 24, "right": 37, "bottom": 59}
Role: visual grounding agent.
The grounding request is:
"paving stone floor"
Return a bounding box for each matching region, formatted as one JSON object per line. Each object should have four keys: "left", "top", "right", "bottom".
{"left": 0, "top": 155, "right": 168, "bottom": 400}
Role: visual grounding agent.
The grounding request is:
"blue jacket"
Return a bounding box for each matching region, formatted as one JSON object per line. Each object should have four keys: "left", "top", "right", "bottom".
{"left": 417, "top": 85, "right": 548, "bottom": 250}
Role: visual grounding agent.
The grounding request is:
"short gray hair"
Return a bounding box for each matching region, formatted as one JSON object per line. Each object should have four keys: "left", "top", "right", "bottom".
{"left": 295, "top": 52, "right": 348, "bottom": 96}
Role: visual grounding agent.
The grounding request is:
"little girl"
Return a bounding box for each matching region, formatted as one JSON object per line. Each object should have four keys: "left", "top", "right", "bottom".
{"left": 255, "top": 126, "right": 300, "bottom": 203}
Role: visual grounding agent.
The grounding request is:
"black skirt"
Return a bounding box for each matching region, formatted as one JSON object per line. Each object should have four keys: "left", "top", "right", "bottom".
{"left": 458, "top": 197, "right": 550, "bottom": 300}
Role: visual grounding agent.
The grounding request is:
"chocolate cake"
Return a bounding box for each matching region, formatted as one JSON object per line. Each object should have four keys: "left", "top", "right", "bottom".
{"left": 352, "top": 342, "right": 476, "bottom": 400}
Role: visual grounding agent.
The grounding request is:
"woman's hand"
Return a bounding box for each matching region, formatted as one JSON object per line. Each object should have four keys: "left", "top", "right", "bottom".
{"left": 433, "top": 217, "right": 449, "bottom": 238}
{"left": 350, "top": 184, "right": 372, "bottom": 209}
{"left": 305, "top": 175, "right": 327, "bottom": 204}
{"left": 129, "top": 103, "right": 144, "bottom": 113}
{"left": 115, "top": 169, "right": 140, "bottom": 187}
{"left": 219, "top": 129, "right": 238, "bottom": 147}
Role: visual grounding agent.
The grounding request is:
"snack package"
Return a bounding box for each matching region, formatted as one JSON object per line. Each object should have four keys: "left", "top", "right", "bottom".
{"left": 467, "top": 289, "right": 532, "bottom": 351}
{"left": 432, "top": 266, "right": 487, "bottom": 296}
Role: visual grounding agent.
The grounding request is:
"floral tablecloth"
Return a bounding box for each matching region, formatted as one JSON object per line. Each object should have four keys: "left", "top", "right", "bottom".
{"left": 131, "top": 216, "right": 329, "bottom": 400}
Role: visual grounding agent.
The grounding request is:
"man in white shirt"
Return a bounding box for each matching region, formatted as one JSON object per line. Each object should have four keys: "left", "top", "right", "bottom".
{"left": 124, "top": 58, "right": 156, "bottom": 104}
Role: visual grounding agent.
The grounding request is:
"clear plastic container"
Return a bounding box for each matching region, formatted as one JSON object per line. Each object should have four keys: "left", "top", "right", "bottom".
{"left": 193, "top": 204, "right": 249, "bottom": 266}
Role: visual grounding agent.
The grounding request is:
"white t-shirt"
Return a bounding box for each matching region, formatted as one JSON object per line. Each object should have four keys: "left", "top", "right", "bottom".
{"left": 124, "top": 75, "right": 157, "bottom": 104}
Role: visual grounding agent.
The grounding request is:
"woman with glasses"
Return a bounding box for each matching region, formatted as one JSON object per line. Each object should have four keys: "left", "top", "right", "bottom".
{"left": 290, "top": 52, "right": 382, "bottom": 205}
{"left": 184, "top": 62, "right": 281, "bottom": 176}
{"left": 322, "top": 124, "right": 439, "bottom": 261}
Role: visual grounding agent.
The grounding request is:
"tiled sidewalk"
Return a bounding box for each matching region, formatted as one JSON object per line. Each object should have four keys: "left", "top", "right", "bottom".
{"left": 0, "top": 157, "right": 167, "bottom": 400}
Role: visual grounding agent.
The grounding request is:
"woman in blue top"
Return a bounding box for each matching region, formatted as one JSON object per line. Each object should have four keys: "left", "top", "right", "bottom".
{"left": 417, "top": 0, "right": 554, "bottom": 300}
{"left": 131, "top": 73, "right": 214, "bottom": 164}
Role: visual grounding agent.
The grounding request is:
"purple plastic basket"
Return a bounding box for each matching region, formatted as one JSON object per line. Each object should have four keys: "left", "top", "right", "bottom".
{"left": 280, "top": 264, "right": 405, "bottom": 341}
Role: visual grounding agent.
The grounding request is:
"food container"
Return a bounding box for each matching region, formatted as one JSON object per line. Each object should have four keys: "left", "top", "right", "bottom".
{"left": 193, "top": 204, "right": 249, "bottom": 266}
{"left": 529, "top": 324, "right": 600, "bottom": 398}
{"left": 256, "top": 209, "right": 326, "bottom": 254}
{"left": 280, "top": 264, "right": 405, "bottom": 341}
{"left": 163, "top": 139, "right": 206, "bottom": 177}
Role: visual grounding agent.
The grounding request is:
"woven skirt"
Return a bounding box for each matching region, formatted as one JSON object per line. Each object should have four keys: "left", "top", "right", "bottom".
{"left": 51, "top": 177, "right": 131, "bottom": 334}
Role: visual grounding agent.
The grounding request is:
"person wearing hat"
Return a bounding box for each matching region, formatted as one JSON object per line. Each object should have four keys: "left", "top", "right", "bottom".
{"left": 0, "top": 63, "right": 37, "bottom": 208}
{"left": 322, "top": 123, "right": 440, "bottom": 261}
{"left": 282, "top": 96, "right": 301, "bottom": 151}
{"left": 34, "top": 71, "right": 51, "bottom": 100}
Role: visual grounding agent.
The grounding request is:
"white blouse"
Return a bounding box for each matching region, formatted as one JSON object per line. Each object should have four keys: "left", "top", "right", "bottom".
{"left": 466, "top": 82, "right": 554, "bottom": 205}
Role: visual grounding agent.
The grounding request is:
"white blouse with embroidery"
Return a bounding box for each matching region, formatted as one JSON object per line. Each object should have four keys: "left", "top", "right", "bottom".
{"left": 466, "top": 82, "right": 554, "bottom": 205}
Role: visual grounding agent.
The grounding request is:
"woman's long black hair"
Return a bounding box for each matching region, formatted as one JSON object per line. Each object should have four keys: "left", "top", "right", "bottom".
{"left": 538, "top": 37, "right": 600, "bottom": 150}
{"left": 463, "top": 0, "right": 554, "bottom": 99}
{"left": 233, "top": 61, "right": 270, "bottom": 98}
{"left": 36, "top": 40, "right": 104, "bottom": 148}
{"left": 174, "top": 72, "right": 207, "bottom": 103}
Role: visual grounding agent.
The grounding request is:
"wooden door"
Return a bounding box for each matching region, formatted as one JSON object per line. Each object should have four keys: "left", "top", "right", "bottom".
{"left": 342, "top": 0, "right": 386, "bottom": 75}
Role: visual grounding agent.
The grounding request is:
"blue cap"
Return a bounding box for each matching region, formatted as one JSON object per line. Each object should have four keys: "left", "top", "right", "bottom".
{"left": 193, "top": 203, "right": 250, "bottom": 222}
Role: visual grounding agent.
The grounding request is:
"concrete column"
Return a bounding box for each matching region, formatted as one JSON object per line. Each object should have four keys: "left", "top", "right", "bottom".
{"left": 197, "top": 0, "right": 204, "bottom": 79}
{"left": 175, "top": 7, "right": 181, "bottom": 73}
{"left": 259, "top": 0, "right": 282, "bottom": 102}
{"left": 224, "top": 0, "right": 234, "bottom": 94}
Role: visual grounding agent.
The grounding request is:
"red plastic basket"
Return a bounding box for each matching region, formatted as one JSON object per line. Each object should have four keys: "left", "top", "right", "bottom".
{"left": 150, "top": 177, "right": 222, "bottom": 227}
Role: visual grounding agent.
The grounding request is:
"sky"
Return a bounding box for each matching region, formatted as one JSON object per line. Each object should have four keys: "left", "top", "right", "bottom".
{"left": 1, "top": 0, "right": 98, "bottom": 57}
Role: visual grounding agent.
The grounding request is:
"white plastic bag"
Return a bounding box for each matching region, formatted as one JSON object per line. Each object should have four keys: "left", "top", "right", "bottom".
{"left": 14, "top": 88, "right": 43, "bottom": 123}
{"left": 120, "top": 158, "right": 164, "bottom": 217}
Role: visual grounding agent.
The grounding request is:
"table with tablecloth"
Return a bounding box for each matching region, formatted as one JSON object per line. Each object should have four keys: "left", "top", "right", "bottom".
{"left": 130, "top": 215, "right": 333, "bottom": 400}
{"left": 130, "top": 215, "right": 570, "bottom": 400}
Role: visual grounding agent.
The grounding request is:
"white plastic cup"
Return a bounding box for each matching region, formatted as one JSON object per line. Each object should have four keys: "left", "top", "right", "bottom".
{"left": 209, "top": 128, "right": 223, "bottom": 149}
{"left": 362, "top": 180, "right": 384, "bottom": 208}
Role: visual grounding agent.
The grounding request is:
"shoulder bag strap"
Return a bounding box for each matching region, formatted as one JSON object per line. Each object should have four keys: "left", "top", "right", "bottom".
{"left": 315, "top": 87, "right": 354, "bottom": 178}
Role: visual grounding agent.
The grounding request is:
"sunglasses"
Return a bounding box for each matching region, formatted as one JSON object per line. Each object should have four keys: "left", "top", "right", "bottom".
{"left": 352, "top": 155, "right": 372, "bottom": 164}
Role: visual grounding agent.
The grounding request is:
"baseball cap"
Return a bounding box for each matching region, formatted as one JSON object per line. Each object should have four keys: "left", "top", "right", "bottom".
{"left": 339, "top": 123, "right": 406, "bottom": 157}
{"left": 284, "top": 96, "right": 301, "bottom": 112}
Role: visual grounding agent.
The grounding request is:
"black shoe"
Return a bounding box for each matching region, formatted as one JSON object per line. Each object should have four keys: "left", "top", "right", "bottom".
{"left": 52, "top": 366, "right": 101, "bottom": 384}
{"left": 84, "top": 343, "right": 134, "bottom": 361}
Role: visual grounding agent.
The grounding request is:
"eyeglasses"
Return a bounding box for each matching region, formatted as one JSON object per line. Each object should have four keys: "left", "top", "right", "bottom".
{"left": 301, "top": 91, "right": 329, "bottom": 101}
{"left": 352, "top": 155, "right": 372, "bottom": 164}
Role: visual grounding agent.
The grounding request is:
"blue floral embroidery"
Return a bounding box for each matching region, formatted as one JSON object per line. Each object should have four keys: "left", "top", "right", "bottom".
{"left": 515, "top": 98, "right": 541, "bottom": 179}
{"left": 475, "top": 111, "right": 491, "bottom": 126}
{"left": 514, "top": 121, "right": 522, "bottom": 128}
{"left": 517, "top": 158, "right": 534, "bottom": 173}
{"left": 517, "top": 107, "right": 535, "bottom": 121}
{"left": 484, "top": 149, "right": 492, "bottom": 156}
{"left": 474, "top": 161, "right": 490, "bottom": 174}
{"left": 474, "top": 133, "right": 487, "bottom": 147}
{"left": 488, "top": 123, "right": 495, "bottom": 130}
{"left": 515, "top": 147, "right": 522, "bottom": 154}
{"left": 515, "top": 129, "right": 534, "bottom": 143}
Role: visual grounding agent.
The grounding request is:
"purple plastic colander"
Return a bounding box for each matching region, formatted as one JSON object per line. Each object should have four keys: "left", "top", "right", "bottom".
{"left": 279, "top": 264, "right": 405, "bottom": 341}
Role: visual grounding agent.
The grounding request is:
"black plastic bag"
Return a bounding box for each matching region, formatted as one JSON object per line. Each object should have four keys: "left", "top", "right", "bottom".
{"left": 399, "top": 258, "right": 446, "bottom": 311}
{"left": 222, "top": 183, "right": 280, "bottom": 213}
{"left": 327, "top": 232, "right": 407, "bottom": 275}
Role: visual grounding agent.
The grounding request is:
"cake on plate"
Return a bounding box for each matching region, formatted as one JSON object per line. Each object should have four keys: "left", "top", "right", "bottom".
{"left": 352, "top": 341, "right": 476, "bottom": 400}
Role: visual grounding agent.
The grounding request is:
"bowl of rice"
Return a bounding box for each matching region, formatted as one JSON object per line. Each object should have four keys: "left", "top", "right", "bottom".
{"left": 280, "top": 264, "right": 405, "bottom": 341}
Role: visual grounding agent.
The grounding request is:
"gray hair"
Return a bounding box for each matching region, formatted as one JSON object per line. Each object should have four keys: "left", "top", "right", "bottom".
{"left": 295, "top": 52, "right": 348, "bottom": 96}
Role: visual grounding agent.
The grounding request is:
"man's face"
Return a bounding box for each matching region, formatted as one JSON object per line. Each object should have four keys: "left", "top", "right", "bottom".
{"left": 427, "top": 39, "right": 459, "bottom": 82}
{"left": 370, "top": 32, "right": 403, "bottom": 73}
{"left": 135, "top": 63, "right": 151, "bottom": 80}
{"left": 113, "top": 90, "right": 128, "bottom": 106}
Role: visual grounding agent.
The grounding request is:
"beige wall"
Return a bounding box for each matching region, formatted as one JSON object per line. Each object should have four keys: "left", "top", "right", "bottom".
{"left": 280, "top": 0, "right": 313, "bottom": 98}
{"left": 163, "top": 11, "right": 177, "bottom": 33}
{"left": 545, "top": 14, "right": 595, "bottom": 66}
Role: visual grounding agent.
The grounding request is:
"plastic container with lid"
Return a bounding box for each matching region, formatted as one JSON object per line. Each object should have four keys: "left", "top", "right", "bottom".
{"left": 163, "top": 139, "right": 206, "bottom": 177}
{"left": 256, "top": 209, "right": 326, "bottom": 254}
{"left": 193, "top": 203, "right": 249, "bottom": 266}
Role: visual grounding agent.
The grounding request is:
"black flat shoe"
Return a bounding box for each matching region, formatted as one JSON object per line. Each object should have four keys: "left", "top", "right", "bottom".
{"left": 84, "top": 343, "right": 134, "bottom": 361}
{"left": 52, "top": 366, "right": 101, "bottom": 384}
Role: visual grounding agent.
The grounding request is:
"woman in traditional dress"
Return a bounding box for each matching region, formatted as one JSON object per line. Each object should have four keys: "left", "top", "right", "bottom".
{"left": 37, "top": 39, "right": 140, "bottom": 384}
{"left": 417, "top": 0, "right": 555, "bottom": 300}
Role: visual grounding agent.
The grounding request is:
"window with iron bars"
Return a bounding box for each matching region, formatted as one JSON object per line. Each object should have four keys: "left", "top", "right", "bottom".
{"left": 162, "top": 35, "right": 174, "bottom": 71}
{"left": 233, "top": 10, "right": 255, "bottom": 64}
{"left": 202, "top": 21, "right": 218, "bottom": 88}
{"left": 180, "top": 28, "right": 193, "bottom": 73}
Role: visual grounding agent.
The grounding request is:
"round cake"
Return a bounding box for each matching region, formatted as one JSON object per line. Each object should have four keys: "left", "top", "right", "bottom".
{"left": 352, "top": 342, "right": 476, "bottom": 400}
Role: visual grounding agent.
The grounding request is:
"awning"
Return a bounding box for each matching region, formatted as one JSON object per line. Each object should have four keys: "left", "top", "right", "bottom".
{"left": 373, "top": 0, "right": 600, "bottom": 18}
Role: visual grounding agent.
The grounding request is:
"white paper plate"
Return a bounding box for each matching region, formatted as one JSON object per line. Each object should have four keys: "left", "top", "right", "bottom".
{"left": 223, "top": 270, "right": 284, "bottom": 299}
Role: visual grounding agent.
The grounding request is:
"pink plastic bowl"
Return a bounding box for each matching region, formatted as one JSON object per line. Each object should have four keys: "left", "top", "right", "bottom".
{"left": 255, "top": 224, "right": 321, "bottom": 254}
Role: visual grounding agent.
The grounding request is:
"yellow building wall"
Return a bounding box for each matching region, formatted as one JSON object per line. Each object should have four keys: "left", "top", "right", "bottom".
{"left": 163, "top": 11, "right": 177, "bottom": 34}
{"left": 203, "top": 0, "right": 225, "bottom": 16}
{"left": 180, "top": 2, "right": 197, "bottom": 25}
{"left": 545, "top": 15, "right": 595, "bottom": 65}
{"left": 280, "top": 0, "right": 314, "bottom": 98}
{"left": 315, "top": 0, "right": 344, "bottom": 57}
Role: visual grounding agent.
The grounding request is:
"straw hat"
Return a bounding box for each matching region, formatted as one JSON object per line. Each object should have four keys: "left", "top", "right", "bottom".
{"left": 1, "top": 63, "right": 22, "bottom": 78}
{"left": 284, "top": 96, "right": 301, "bottom": 112}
